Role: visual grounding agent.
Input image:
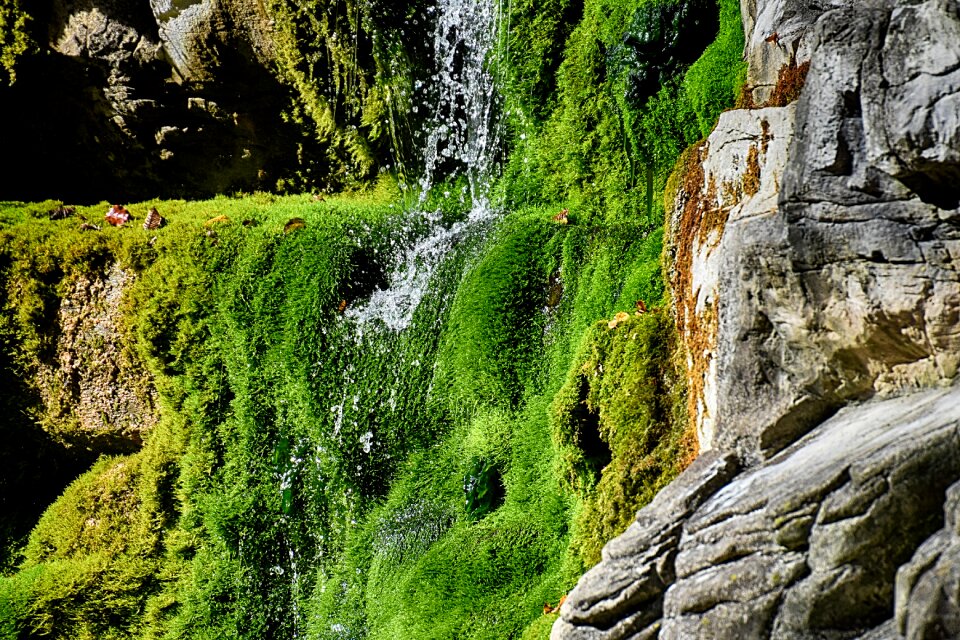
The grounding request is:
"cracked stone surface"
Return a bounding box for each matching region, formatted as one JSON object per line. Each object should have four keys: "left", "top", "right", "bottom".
{"left": 894, "top": 479, "right": 960, "bottom": 639}
{"left": 739, "top": 0, "right": 830, "bottom": 104}
{"left": 555, "top": 0, "right": 960, "bottom": 637}
{"left": 557, "top": 387, "right": 960, "bottom": 639}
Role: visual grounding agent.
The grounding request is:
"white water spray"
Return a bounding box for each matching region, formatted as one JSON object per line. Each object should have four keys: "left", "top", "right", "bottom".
{"left": 419, "top": 0, "right": 504, "bottom": 216}
{"left": 346, "top": 0, "right": 505, "bottom": 333}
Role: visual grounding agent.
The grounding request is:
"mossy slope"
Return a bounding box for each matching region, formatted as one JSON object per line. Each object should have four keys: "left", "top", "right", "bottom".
{"left": 0, "top": 0, "right": 745, "bottom": 636}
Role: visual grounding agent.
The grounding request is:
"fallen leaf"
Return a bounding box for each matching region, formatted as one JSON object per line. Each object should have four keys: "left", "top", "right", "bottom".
{"left": 204, "top": 215, "right": 231, "bottom": 227}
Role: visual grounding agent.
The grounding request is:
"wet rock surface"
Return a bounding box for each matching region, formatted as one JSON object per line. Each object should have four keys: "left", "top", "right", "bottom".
{"left": 556, "top": 0, "right": 960, "bottom": 637}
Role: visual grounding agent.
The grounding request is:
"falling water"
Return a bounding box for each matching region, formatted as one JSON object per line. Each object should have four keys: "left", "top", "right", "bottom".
{"left": 418, "top": 0, "right": 504, "bottom": 215}
{"left": 278, "top": 3, "right": 507, "bottom": 633}
{"left": 346, "top": 0, "right": 505, "bottom": 332}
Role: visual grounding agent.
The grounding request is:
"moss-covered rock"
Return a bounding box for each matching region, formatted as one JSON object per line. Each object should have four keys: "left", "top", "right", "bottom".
{"left": 35, "top": 263, "right": 158, "bottom": 453}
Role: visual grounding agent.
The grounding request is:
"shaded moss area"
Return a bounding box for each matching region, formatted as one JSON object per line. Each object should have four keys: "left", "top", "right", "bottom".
{"left": 0, "top": 0, "right": 31, "bottom": 84}
{"left": 553, "top": 310, "right": 691, "bottom": 564}
{"left": 0, "top": 0, "right": 435, "bottom": 203}
{"left": 266, "top": 0, "right": 436, "bottom": 190}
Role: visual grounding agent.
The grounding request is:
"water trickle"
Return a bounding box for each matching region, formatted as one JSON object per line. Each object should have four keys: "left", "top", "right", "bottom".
{"left": 346, "top": 0, "right": 505, "bottom": 334}
{"left": 419, "top": 0, "right": 503, "bottom": 213}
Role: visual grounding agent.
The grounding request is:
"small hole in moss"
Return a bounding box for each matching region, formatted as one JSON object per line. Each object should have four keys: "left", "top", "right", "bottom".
{"left": 463, "top": 457, "right": 505, "bottom": 521}
{"left": 572, "top": 376, "right": 612, "bottom": 481}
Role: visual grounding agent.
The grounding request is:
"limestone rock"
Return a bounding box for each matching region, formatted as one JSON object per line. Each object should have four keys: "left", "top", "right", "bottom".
{"left": 553, "top": 451, "right": 739, "bottom": 640}
{"left": 148, "top": 0, "right": 273, "bottom": 82}
{"left": 664, "top": 103, "right": 796, "bottom": 453}
{"left": 669, "top": 0, "right": 960, "bottom": 464}
{"left": 738, "top": 0, "right": 840, "bottom": 104}
{"left": 556, "top": 387, "right": 960, "bottom": 639}
{"left": 556, "top": 0, "right": 960, "bottom": 637}
{"left": 1, "top": 0, "right": 285, "bottom": 201}
{"left": 895, "top": 480, "right": 960, "bottom": 639}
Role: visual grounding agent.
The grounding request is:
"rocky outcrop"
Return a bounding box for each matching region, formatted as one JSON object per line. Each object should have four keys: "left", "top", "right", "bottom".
{"left": 664, "top": 103, "right": 797, "bottom": 453}
{"left": 555, "top": 0, "right": 960, "bottom": 637}
{"left": 555, "top": 387, "right": 960, "bottom": 639}
{"left": 715, "top": 0, "right": 960, "bottom": 462}
{"left": 37, "top": 263, "right": 157, "bottom": 452}
{"left": 665, "top": 0, "right": 960, "bottom": 463}
{"left": 1, "top": 0, "right": 292, "bottom": 201}
{"left": 739, "top": 0, "right": 821, "bottom": 105}
{"left": 895, "top": 480, "right": 960, "bottom": 639}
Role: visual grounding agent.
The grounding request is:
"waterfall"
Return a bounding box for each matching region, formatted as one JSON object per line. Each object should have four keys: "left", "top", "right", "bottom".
{"left": 418, "top": 0, "right": 504, "bottom": 217}
{"left": 280, "top": 4, "right": 507, "bottom": 634}
{"left": 345, "top": 0, "right": 504, "bottom": 333}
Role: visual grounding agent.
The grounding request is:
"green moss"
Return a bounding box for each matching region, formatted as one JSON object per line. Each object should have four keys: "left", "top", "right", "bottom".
{"left": 0, "top": 0, "right": 32, "bottom": 85}
{"left": 681, "top": 0, "right": 746, "bottom": 137}
{"left": 499, "top": 0, "right": 745, "bottom": 224}
{"left": 0, "top": 185, "right": 677, "bottom": 638}
{"left": 553, "top": 310, "right": 690, "bottom": 564}
{"left": 1, "top": 429, "right": 181, "bottom": 639}
{"left": 265, "top": 0, "right": 435, "bottom": 191}
{"left": 0, "top": 0, "right": 747, "bottom": 634}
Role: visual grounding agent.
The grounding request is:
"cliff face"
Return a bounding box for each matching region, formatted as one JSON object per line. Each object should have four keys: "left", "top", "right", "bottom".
{"left": 0, "top": 0, "right": 290, "bottom": 201}
{"left": 554, "top": 0, "right": 960, "bottom": 637}
{"left": 0, "top": 0, "right": 430, "bottom": 202}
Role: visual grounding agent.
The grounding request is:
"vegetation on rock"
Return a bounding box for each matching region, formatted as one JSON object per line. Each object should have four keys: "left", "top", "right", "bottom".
{"left": 0, "top": 0, "right": 30, "bottom": 84}
{"left": 0, "top": 0, "right": 745, "bottom": 637}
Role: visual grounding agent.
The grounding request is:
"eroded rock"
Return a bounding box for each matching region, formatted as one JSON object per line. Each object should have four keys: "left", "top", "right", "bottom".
{"left": 36, "top": 263, "right": 158, "bottom": 453}
{"left": 672, "top": 0, "right": 960, "bottom": 463}
{"left": 553, "top": 451, "right": 739, "bottom": 640}
{"left": 558, "top": 387, "right": 960, "bottom": 639}
{"left": 895, "top": 480, "right": 960, "bottom": 639}
{"left": 739, "top": 0, "right": 831, "bottom": 104}
{"left": 664, "top": 104, "right": 797, "bottom": 453}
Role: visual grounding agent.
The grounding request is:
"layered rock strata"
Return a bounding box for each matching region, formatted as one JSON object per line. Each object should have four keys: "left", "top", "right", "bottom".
{"left": 555, "top": 387, "right": 960, "bottom": 639}
{"left": 555, "top": 0, "right": 960, "bottom": 637}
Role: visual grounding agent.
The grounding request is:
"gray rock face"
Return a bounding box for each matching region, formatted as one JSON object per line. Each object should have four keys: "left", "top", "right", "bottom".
{"left": 555, "top": 0, "right": 960, "bottom": 637}
{"left": 723, "top": 0, "right": 960, "bottom": 461}
{"left": 895, "top": 481, "right": 960, "bottom": 639}
{"left": 739, "top": 0, "right": 830, "bottom": 104}
{"left": 2, "top": 0, "right": 285, "bottom": 201}
{"left": 557, "top": 387, "right": 960, "bottom": 639}
{"left": 147, "top": 0, "right": 273, "bottom": 82}
{"left": 51, "top": 1, "right": 167, "bottom": 134}
{"left": 552, "top": 452, "right": 740, "bottom": 640}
